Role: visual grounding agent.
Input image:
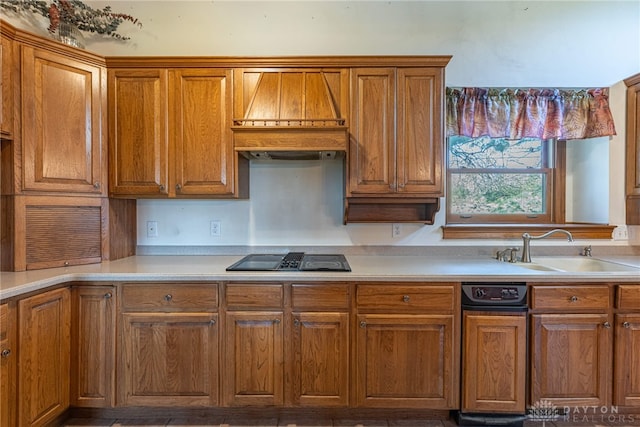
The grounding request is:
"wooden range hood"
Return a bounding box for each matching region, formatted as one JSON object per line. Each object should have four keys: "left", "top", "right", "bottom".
{"left": 232, "top": 69, "right": 349, "bottom": 157}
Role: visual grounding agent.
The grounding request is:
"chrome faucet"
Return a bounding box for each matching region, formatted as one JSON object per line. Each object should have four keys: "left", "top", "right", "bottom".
{"left": 520, "top": 229, "right": 574, "bottom": 263}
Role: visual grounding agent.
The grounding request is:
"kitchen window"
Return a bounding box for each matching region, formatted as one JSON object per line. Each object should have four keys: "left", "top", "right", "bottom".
{"left": 442, "top": 87, "right": 617, "bottom": 239}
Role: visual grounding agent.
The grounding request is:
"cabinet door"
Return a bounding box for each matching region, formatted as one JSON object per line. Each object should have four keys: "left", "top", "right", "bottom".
{"left": 18, "top": 287, "right": 71, "bottom": 427}
{"left": 1, "top": 33, "right": 14, "bottom": 139}
{"left": 349, "top": 68, "right": 396, "bottom": 195}
{"left": 396, "top": 68, "right": 443, "bottom": 194}
{"left": 462, "top": 312, "right": 526, "bottom": 413}
{"left": 21, "top": 46, "right": 105, "bottom": 195}
{"left": 169, "top": 69, "right": 235, "bottom": 196}
{"left": 120, "top": 312, "right": 218, "bottom": 406}
{"left": 291, "top": 312, "right": 349, "bottom": 406}
{"left": 626, "top": 74, "right": 640, "bottom": 224}
{"left": 531, "top": 313, "right": 611, "bottom": 407}
{"left": 356, "top": 314, "right": 456, "bottom": 408}
{"left": 71, "top": 286, "right": 115, "bottom": 408}
{"left": 1, "top": 302, "right": 16, "bottom": 427}
{"left": 614, "top": 313, "right": 640, "bottom": 406}
{"left": 223, "top": 311, "right": 284, "bottom": 406}
{"left": 108, "top": 69, "right": 169, "bottom": 196}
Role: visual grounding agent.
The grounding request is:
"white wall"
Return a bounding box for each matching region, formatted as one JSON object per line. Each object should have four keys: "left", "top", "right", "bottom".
{"left": 5, "top": 1, "right": 639, "bottom": 247}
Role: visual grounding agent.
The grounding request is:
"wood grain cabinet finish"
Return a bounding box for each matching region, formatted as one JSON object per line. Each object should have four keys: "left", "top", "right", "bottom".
{"left": 223, "top": 283, "right": 284, "bottom": 406}
{"left": 355, "top": 284, "right": 458, "bottom": 409}
{"left": 0, "top": 301, "right": 17, "bottom": 427}
{"left": 461, "top": 311, "right": 526, "bottom": 413}
{"left": 625, "top": 73, "right": 640, "bottom": 224}
{"left": 21, "top": 45, "right": 106, "bottom": 195}
{"left": 348, "top": 67, "right": 443, "bottom": 196}
{"left": 1, "top": 29, "right": 15, "bottom": 140}
{"left": 109, "top": 67, "right": 244, "bottom": 198}
{"left": 119, "top": 283, "right": 219, "bottom": 407}
{"left": 71, "top": 285, "right": 115, "bottom": 408}
{"left": 290, "top": 284, "right": 350, "bottom": 407}
{"left": 530, "top": 284, "right": 612, "bottom": 407}
{"left": 18, "top": 287, "right": 71, "bottom": 427}
{"left": 614, "top": 285, "right": 640, "bottom": 406}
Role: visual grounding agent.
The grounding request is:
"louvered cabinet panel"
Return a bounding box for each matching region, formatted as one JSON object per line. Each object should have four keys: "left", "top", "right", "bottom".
{"left": 6, "top": 196, "right": 107, "bottom": 271}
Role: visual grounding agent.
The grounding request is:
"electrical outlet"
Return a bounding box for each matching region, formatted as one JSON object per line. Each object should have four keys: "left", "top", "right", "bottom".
{"left": 392, "top": 223, "right": 401, "bottom": 237}
{"left": 210, "top": 220, "right": 221, "bottom": 236}
{"left": 146, "top": 221, "right": 158, "bottom": 238}
{"left": 613, "top": 225, "right": 628, "bottom": 240}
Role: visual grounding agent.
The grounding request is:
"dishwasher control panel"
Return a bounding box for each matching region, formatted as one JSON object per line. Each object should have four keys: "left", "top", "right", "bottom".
{"left": 461, "top": 282, "right": 527, "bottom": 307}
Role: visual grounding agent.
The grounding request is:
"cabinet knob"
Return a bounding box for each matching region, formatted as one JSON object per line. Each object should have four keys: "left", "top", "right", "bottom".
{"left": 164, "top": 294, "right": 172, "bottom": 302}
{"left": 1, "top": 349, "right": 11, "bottom": 358}
{"left": 209, "top": 319, "right": 216, "bottom": 325}
{"left": 623, "top": 322, "right": 631, "bottom": 329}
{"left": 603, "top": 321, "right": 611, "bottom": 329}
{"left": 402, "top": 295, "right": 410, "bottom": 303}
{"left": 93, "top": 182, "right": 101, "bottom": 189}
{"left": 293, "top": 319, "right": 300, "bottom": 327}
{"left": 64, "top": 261, "right": 70, "bottom": 267}
{"left": 104, "top": 292, "right": 112, "bottom": 299}
{"left": 274, "top": 318, "right": 281, "bottom": 324}
{"left": 360, "top": 321, "right": 366, "bottom": 328}
{"left": 570, "top": 295, "right": 578, "bottom": 302}
{"left": 159, "top": 184, "right": 166, "bottom": 192}
{"left": 176, "top": 183, "right": 182, "bottom": 191}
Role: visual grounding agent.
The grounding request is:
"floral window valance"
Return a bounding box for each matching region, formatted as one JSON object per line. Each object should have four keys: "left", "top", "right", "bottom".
{"left": 446, "top": 87, "right": 617, "bottom": 140}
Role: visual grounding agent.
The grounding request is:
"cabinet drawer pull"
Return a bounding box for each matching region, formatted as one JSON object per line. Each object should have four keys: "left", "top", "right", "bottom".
{"left": 104, "top": 292, "right": 112, "bottom": 299}
{"left": 570, "top": 295, "right": 578, "bottom": 302}
{"left": 93, "top": 182, "right": 101, "bottom": 189}
{"left": 176, "top": 183, "right": 182, "bottom": 191}
{"left": 164, "top": 294, "right": 173, "bottom": 302}
{"left": 623, "top": 322, "right": 631, "bottom": 329}
{"left": 603, "top": 321, "right": 611, "bottom": 329}
{"left": 1, "top": 349, "right": 11, "bottom": 358}
{"left": 360, "top": 321, "right": 366, "bottom": 328}
{"left": 402, "top": 295, "right": 410, "bottom": 303}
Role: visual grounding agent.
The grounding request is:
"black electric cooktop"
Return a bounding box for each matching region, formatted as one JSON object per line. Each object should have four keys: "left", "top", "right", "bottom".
{"left": 226, "top": 252, "right": 351, "bottom": 272}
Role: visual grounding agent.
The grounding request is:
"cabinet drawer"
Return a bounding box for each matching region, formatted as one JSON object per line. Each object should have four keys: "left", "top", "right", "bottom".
{"left": 357, "top": 284, "right": 455, "bottom": 312}
{"left": 225, "top": 284, "right": 283, "bottom": 309}
{"left": 617, "top": 285, "right": 640, "bottom": 309}
{"left": 121, "top": 283, "right": 218, "bottom": 312}
{"left": 530, "top": 285, "right": 610, "bottom": 310}
{"left": 292, "top": 283, "right": 350, "bottom": 310}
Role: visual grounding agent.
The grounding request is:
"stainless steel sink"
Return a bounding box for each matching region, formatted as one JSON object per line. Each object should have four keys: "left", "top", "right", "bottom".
{"left": 515, "top": 257, "right": 640, "bottom": 272}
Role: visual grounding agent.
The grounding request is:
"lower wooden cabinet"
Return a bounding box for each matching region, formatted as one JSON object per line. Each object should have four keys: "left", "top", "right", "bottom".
{"left": 531, "top": 313, "right": 611, "bottom": 407}
{"left": 355, "top": 283, "right": 458, "bottom": 409}
{"left": 0, "top": 301, "right": 17, "bottom": 427}
{"left": 119, "top": 283, "right": 219, "bottom": 407}
{"left": 614, "top": 285, "right": 640, "bottom": 406}
{"left": 461, "top": 311, "right": 526, "bottom": 413}
{"left": 18, "top": 287, "right": 71, "bottom": 427}
{"left": 71, "top": 285, "right": 116, "bottom": 408}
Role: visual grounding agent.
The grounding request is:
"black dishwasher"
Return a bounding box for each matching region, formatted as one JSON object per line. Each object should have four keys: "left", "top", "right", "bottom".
{"left": 455, "top": 282, "right": 528, "bottom": 427}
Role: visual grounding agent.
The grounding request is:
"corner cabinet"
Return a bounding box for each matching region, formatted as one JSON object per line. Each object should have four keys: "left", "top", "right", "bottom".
{"left": 18, "top": 287, "right": 71, "bottom": 427}
{"left": 108, "top": 66, "right": 247, "bottom": 198}
{"left": 21, "top": 45, "right": 106, "bottom": 195}
{"left": 625, "top": 73, "right": 640, "bottom": 224}
{"left": 345, "top": 65, "right": 447, "bottom": 223}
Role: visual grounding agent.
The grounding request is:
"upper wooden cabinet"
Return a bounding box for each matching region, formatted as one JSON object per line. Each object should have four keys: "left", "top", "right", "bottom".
{"left": 345, "top": 66, "right": 445, "bottom": 223}
{"left": 348, "top": 67, "right": 444, "bottom": 196}
{"left": 1, "top": 28, "right": 15, "bottom": 140}
{"left": 108, "top": 67, "right": 247, "bottom": 198}
{"left": 625, "top": 73, "right": 640, "bottom": 224}
{"left": 21, "top": 45, "right": 106, "bottom": 196}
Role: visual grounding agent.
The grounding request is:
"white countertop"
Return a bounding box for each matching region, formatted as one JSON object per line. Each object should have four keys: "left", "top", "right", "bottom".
{"left": 2, "top": 254, "right": 639, "bottom": 300}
